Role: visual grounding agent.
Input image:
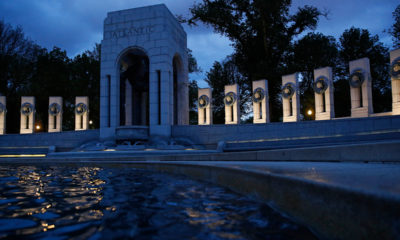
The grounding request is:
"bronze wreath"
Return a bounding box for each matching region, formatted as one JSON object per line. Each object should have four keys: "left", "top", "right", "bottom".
{"left": 21, "top": 102, "right": 34, "bottom": 116}
{"left": 390, "top": 57, "right": 400, "bottom": 80}
{"left": 224, "top": 92, "right": 237, "bottom": 107}
{"left": 313, "top": 76, "right": 328, "bottom": 94}
{"left": 252, "top": 88, "right": 265, "bottom": 103}
{"left": 198, "top": 95, "right": 210, "bottom": 109}
{"left": 281, "top": 82, "right": 296, "bottom": 99}
{"left": 75, "top": 103, "right": 88, "bottom": 115}
{"left": 349, "top": 69, "right": 365, "bottom": 88}
{"left": 48, "top": 103, "right": 61, "bottom": 116}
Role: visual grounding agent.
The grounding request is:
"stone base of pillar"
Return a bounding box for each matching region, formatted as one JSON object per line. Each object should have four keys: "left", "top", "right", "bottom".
{"left": 393, "top": 102, "right": 400, "bottom": 115}
{"left": 351, "top": 107, "right": 370, "bottom": 118}
{"left": 315, "top": 111, "right": 333, "bottom": 121}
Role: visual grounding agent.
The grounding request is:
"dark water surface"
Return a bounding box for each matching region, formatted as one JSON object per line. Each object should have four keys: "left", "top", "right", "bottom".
{"left": 0, "top": 165, "right": 317, "bottom": 239}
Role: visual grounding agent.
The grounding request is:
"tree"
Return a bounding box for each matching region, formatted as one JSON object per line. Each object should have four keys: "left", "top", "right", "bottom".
{"left": 333, "top": 79, "right": 351, "bottom": 117}
{"left": 188, "top": 0, "right": 323, "bottom": 121}
{"left": 69, "top": 47, "right": 101, "bottom": 130}
{"left": 204, "top": 56, "right": 248, "bottom": 124}
{"left": 339, "top": 27, "right": 391, "bottom": 114}
{"left": 389, "top": 4, "right": 400, "bottom": 48}
{"left": 289, "top": 32, "right": 339, "bottom": 119}
{"left": 188, "top": 79, "right": 199, "bottom": 124}
{"left": 28, "top": 47, "right": 71, "bottom": 132}
{"left": 0, "top": 21, "right": 39, "bottom": 95}
{"left": 188, "top": 49, "right": 201, "bottom": 124}
{"left": 25, "top": 45, "right": 100, "bottom": 131}
{"left": 0, "top": 20, "right": 42, "bottom": 133}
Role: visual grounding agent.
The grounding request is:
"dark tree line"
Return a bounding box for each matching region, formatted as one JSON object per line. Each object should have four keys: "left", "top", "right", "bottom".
{"left": 390, "top": 4, "right": 400, "bottom": 48}
{"left": 0, "top": 20, "right": 100, "bottom": 133}
{"left": 187, "top": 0, "right": 400, "bottom": 123}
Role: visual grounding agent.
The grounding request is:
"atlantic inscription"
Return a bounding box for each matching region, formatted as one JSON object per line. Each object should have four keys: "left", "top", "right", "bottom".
{"left": 111, "top": 26, "right": 155, "bottom": 39}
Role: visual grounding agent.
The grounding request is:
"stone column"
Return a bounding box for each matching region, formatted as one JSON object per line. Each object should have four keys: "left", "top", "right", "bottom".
{"left": 75, "top": 96, "right": 89, "bottom": 131}
{"left": 125, "top": 80, "right": 132, "bottom": 125}
{"left": 224, "top": 84, "right": 240, "bottom": 124}
{"left": 100, "top": 74, "right": 110, "bottom": 129}
{"left": 252, "top": 79, "right": 270, "bottom": 124}
{"left": 20, "top": 96, "right": 35, "bottom": 134}
{"left": 0, "top": 96, "right": 6, "bottom": 135}
{"left": 147, "top": 66, "right": 173, "bottom": 137}
{"left": 282, "top": 73, "right": 300, "bottom": 122}
{"left": 48, "top": 97, "right": 62, "bottom": 132}
{"left": 149, "top": 70, "right": 159, "bottom": 126}
{"left": 349, "top": 58, "right": 373, "bottom": 118}
{"left": 390, "top": 48, "right": 400, "bottom": 115}
{"left": 141, "top": 92, "right": 148, "bottom": 125}
{"left": 178, "top": 71, "right": 189, "bottom": 125}
{"left": 314, "top": 67, "right": 335, "bottom": 120}
{"left": 161, "top": 70, "right": 172, "bottom": 126}
{"left": 198, "top": 88, "right": 212, "bottom": 125}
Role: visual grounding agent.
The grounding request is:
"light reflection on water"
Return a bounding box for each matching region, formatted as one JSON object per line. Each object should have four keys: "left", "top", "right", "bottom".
{"left": 0, "top": 165, "right": 317, "bottom": 239}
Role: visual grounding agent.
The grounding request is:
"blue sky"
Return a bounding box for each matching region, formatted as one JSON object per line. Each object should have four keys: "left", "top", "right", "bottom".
{"left": 0, "top": 0, "right": 398, "bottom": 87}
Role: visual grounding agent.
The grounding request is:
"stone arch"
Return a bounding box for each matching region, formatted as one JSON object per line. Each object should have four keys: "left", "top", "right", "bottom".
{"left": 117, "top": 47, "right": 150, "bottom": 126}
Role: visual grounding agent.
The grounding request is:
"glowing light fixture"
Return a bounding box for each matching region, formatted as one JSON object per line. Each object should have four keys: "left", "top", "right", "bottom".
{"left": 307, "top": 109, "right": 313, "bottom": 116}
{"left": 104, "top": 149, "right": 116, "bottom": 152}
{"left": 36, "top": 125, "right": 41, "bottom": 130}
{"left": 0, "top": 154, "right": 46, "bottom": 158}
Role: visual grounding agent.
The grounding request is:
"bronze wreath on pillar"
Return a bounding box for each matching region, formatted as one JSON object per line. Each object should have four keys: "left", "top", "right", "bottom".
{"left": 390, "top": 57, "right": 400, "bottom": 80}
{"left": 349, "top": 69, "right": 365, "bottom": 88}
{"left": 75, "top": 103, "right": 88, "bottom": 115}
{"left": 198, "top": 95, "right": 210, "bottom": 109}
{"left": 21, "top": 102, "right": 34, "bottom": 116}
{"left": 313, "top": 76, "right": 328, "bottom": 94}
{"left": 48, "top": 103, "right": 61, "bottom": 116}
{"left": 281, "top": 82, "right": 296, "bottom": 99}
{"left": 252, "top": 88, "right": 265, "bottom": 103}
{"left": 224, "top": 92, "right": 237, "bottom": 107}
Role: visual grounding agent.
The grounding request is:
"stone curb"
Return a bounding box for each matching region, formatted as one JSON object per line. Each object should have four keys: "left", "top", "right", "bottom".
{"left": 37, "top": 140, "right": 400, "bottom": 162}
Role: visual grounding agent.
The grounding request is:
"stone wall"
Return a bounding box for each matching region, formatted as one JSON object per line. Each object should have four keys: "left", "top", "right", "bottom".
{"left": 172, "top": 115, "right": 400, "bottom": 148}
{"left": 0, "top": 130, "right": 99, "bottom": 151}
{"left": 0, "top": 115, "right": 399, "bottom": 151}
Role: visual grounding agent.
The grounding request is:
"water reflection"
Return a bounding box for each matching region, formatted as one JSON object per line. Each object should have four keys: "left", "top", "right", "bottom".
{"left": 0, "top": 165, "right": 317, "bottom": 239}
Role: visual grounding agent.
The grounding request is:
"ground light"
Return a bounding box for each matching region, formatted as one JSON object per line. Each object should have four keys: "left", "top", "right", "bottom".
{"left": 0, "top": 154, "right": 46, "bottom": 158}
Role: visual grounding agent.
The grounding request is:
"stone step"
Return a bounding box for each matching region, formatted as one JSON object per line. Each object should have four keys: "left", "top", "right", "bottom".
{"left": 223, "top": 131, "right": 400, "bottom": 151}
{"left": 116, "top": 126, "right": 149, "bottom": 141}
{"left": 0, "top": 147, "right": 49, "bottom": 155}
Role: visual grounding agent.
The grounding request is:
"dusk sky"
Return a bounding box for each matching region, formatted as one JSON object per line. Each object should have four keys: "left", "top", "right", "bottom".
{"left": 0, "top": 0, "right": 398, "bottom": 87}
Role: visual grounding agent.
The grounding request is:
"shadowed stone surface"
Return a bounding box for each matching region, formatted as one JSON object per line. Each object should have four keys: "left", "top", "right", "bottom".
{"left": 109, "top": 161, "right": 400, "bottom": 240}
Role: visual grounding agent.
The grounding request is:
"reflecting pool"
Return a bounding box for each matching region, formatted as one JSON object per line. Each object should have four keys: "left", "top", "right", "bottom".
{"left": 0, "top": 165, "right": 317, "bottom": 239}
